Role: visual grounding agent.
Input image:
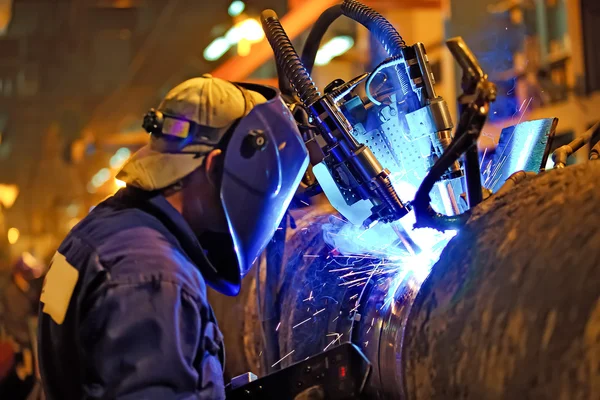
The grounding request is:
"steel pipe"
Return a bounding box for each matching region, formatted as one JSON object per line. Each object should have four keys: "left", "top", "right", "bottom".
{"left": 212, "top": 161, "right": 600, "bottom": 398}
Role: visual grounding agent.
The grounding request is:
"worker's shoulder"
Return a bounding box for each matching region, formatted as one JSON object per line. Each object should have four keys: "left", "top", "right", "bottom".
{"left": 62, "top": 202, "right": 206, "bottom": 296}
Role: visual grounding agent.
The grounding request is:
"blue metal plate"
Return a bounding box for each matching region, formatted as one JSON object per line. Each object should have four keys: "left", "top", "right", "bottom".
{"left": 484, "top": 118, "right": 558, "bottom": 193}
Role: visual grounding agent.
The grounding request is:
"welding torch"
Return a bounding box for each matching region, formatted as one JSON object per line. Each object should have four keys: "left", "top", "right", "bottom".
{"left": 260, "top": 9, "right": 409, "bottom": 227}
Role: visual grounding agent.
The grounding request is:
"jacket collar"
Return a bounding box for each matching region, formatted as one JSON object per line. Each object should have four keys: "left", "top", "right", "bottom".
{"left": 111, "top": 187, "right": 240, "bottom": 295}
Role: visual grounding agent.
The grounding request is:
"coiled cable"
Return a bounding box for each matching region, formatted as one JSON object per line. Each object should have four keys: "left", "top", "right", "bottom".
{"left": 260, "top": 9, "right": 321, "bottom": 107}
{"left": 340, "top": 0, "right": 412, "bottom": 97}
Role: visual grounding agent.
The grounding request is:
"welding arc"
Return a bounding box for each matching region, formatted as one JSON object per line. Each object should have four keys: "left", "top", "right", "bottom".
{"left": 391, "top": 223, "right": 421, "bottom": 256}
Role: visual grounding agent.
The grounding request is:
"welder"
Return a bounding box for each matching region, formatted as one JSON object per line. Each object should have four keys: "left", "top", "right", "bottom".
{"left": 37, "top": 75, "right": 308, "bottom": 399}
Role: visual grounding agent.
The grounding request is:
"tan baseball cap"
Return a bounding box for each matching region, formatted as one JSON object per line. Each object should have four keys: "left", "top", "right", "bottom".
{"left": 117, "top": 74, "right": 267, "bottom": 191}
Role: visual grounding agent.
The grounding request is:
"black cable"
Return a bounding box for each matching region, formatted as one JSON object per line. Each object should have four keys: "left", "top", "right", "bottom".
{"left": 413, "top": 131, "right": 473, "bottom": 230}
{"left": 340, "top": 0, "right": 405, "bottom": 54}
{"left": 261, "top": 9, "right": 321, "bottom": 107}
{"left": 464, "top": 145, "right": 483, "bottom": 207}
{"left": 340, "top": 0, "right": 413, "bottom": 99}
{"left": 301, "top": 5, "right": 343, "bottom": 75}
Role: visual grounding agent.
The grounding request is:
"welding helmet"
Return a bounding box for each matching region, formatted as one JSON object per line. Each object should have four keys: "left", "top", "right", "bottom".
{"left": 216, "top": 82, "right": 309, "bottom": 294}
{"left": 118, "top": 76, "right": 308, "bottom": 295}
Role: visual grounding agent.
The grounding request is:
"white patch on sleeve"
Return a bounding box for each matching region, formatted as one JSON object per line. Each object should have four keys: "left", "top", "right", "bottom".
{"left": 40, "top": 252, "right": 79, "bottom": 325}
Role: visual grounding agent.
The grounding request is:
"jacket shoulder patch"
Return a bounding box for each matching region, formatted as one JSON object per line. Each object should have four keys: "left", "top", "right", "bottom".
{"left": 40, "top": 252, "right": 79, "bottom": 325}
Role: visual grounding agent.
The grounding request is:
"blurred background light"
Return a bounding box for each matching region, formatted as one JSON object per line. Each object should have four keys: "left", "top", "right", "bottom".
{"left": 109, "top": 147, "right": 131, "bottom": 169}
{"left": 204, "top": 37, "right": 232, "bottom": 61}
{"left": 66, "top": 203, "right": 80, "bottom": 218}
{"left": 314, "top": 36, "right": 354, "bottom": 66}
{"left": 91, "top": 167, "right": 111, "bottom": 188}
{"left": 228, "top": 1, "right": 245, "bottom": 17}
{"left": 234, "top": 18, "right": 263, "bottom": 42}
{"left": 7, "top": 227, "right": 19, "bottom": 244}
{"left": 0, "top": 183, "right": 19, "bottom": 208}
{"left": 206, "top": 18, "right": 263, "bottom": 61}
{"left": 114, "top": 178, "right": 127, "bottom": 188}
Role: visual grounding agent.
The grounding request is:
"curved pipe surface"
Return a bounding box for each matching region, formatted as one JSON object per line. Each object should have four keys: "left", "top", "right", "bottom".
{"left": 213, "top": 162, "right": 600, "bottom": 399}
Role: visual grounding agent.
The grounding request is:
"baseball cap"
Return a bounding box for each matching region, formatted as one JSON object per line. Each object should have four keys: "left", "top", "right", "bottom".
{"left": 117, "top": 74, "right": 267, "bottom": 191}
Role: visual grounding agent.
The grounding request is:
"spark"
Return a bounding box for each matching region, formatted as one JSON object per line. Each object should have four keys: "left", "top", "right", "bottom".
{"left": 341, "top": 277, "right": 370, "bottom": 287}
{"left": 259, "top": 351, "right": 263, "bottom": 357}
{"left": 349, "top": 294, "right": 359, "bottom": 300}
{"left": 272, "top": 350, "right": 295, "bottom": 368}
{"left": 300, "top": 200, "right": 310, "bottom": 206}
{"left": 276, "top": 322, "right": 281, "bottom": 331}
{"left": 313, "top": 308, "right": 326, "bottom": 316}
{"left": 487, "top": 96, "right": 533, "bottom": 184}
{"left": 379, "top": 294, "right": 394, "bottom": 311}
{"left": 324, "top": 333, "right": 343, "bottom": 351}
{"left": 332, "top": 316, "right": 339, "bottom": 322}
{"left": 303, "top": 255, "right": 320, "bottom": 258}
{"left": 293, "top": 317, "right": 312, "bottom": 329}
{"left": 303, "top": 291, "right": 314, "bottom": 302}
{"left": 480, "top": 148, "right": 488, "bottom": 169}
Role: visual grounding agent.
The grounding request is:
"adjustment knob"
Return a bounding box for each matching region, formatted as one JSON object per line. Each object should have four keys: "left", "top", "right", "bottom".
{"left": 241, "top": 129, "right": 268, "bottom": 158}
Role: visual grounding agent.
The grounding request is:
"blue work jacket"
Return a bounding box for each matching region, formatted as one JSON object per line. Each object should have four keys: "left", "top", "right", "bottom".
{"left": 38, "top": 188, "right": 226, "bottom": 399}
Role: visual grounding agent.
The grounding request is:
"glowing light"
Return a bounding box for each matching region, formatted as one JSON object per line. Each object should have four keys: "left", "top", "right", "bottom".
{"left": 204, "top": 37, "right": 231, "bottom": 61}
{"left": 237, "top": 39, "right": 251, "bottom": 56}
{"left": 236, "top": 18, "right": 263, "bottom": 42}
{"left": 0, "top": 183, "right": 18, "bottom": 209}
{"left": 204, "top": 18, "right": 263, "bottom": 61}
{"left": 7, "top": 227, "right": 19, "bottom": 244}
{"left": 514, "top": 132, "right": 536, "bottom": 171}
{"left": 315, "top": 36, "right": 354, "bottom": 66}
{"left": 110, "top": 147, "right": 131, "bottom": 169}
{"left": 228, "top": 1, "right": 245, "bottom": 17}
{"left": 114, "top": 178, "right": 127, "bottom": 188}
{"left": 226, "top": 18, "right": 263, "bottom": 43}
{"left": 322, "top": 211, "right": 456, "bottom": 287}
{"left": 66, "top": 203, "right": 79, "bottom": 217}
{"left": 91, "top": 168, "right": 111, "bottom": 188}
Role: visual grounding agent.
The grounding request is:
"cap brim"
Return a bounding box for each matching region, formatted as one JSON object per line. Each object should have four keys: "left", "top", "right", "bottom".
{"left": 117, "top": 145, "right": 207, "bottom": 191}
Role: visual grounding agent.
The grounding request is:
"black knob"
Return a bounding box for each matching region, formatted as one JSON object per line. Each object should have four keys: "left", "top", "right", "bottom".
{"left": 241, "top": 129, "right": 268, "bottom": 158}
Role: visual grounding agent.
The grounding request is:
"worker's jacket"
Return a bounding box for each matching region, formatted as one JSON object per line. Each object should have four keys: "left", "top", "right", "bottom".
{"left": 38, "top": 188, "right": 226, "bottom": 400}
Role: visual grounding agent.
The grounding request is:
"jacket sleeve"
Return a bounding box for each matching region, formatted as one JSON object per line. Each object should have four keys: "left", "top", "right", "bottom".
{"left": 78, "top": 278, "right": 225, "bottom": 400}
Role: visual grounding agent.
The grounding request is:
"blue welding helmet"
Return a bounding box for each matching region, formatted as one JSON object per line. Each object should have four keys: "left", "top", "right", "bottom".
{"left": 218, "top": 83, "right": 308, "bottom": 294}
